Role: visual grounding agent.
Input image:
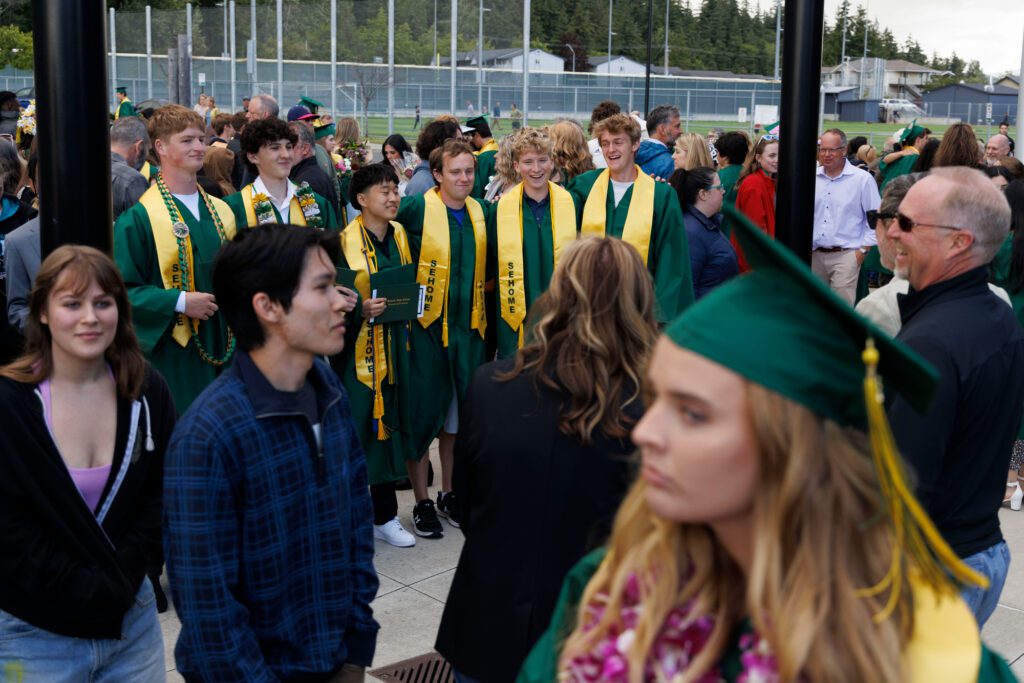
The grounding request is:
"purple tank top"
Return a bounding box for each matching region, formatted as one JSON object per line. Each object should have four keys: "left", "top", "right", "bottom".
{"left": 39, "top": 377, "right": 114, "bottom": 513}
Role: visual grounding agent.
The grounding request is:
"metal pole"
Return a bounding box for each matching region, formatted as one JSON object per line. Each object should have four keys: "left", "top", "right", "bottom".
{"left": 607, "top": 0, "right": 613, "bottom": 75}
{"left": 251, "top": 0, "right": 257, "bottom": 87}
{"left": 276, "top": 0, "right": 283, "bottom": 103}
{"left": 776, "top": 0, "right": 825, "bottom": 264}
{"left": 685, "top": 90, "right": 690, "bottom": 132}
{"left": 331, "top": 0, "right": 337, "bottom": 115}
{"left": 749, "top": 90, "right": 755, "bottom": 138}
{"left": 433, "top": 0, "right": 438, "bottom": 80}
{"left": 146, "top": 6, "right": 153, "bottom": 100}
{"left": 818, "top": 85, "right": 825, "bottom": 134}
{"left": 773, "top": 0, "right": 781, "bottom": 81}
{"left": 522, "top": 0, "right": 530, "bottom": 126}
{"left": 109, "top": 7, "right": 117, "bottom": 109}
{"left": 1017, "top": 24, "right": 1024, "bottom": 130}
{"left": 35, "top": 0, "right": 112, "bottom": 254}
{"left": 565, "top": 43, "right": 575, "bottom": 73}
{"left": 229, "top": 1, "right": 237, "bottom": 109}
{"left": 840, "top": 9, "right": 847, "bottom": 86}
{"left": 663, "top": 0, "right": 669, "bottom": 72}
{"left": 186, "top": 4, "right": 193, "bottom": 102}
{"left": 450, "top": 0, "right": 457, "bottom": 114}
{"left": 223, "top": 1, "right": 229, "bottom": 56}
{"left": 477, "top": 0, "right": 484, "bottom": 111}
{"left": 643, "top": 0, "right": 654, "bottom": 116}
{"left": 388, "top": 0, "right": 395, "bottom": 134}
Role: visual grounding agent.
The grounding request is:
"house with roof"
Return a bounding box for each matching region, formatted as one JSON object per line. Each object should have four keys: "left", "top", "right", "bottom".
{"left": 820, "top": 58, "right": 948, "bottom": 102}
{"left": 590, "top": 55, "right": 647, "bottom": 75}
{"left": 432, "top": 48, "right": 565, "bottom": 73}
{"left": 996, "top": 74, "right": 1020, "bottom": 91}
{"left": 922, "top": 82, "right": 1018, "bottom": 124}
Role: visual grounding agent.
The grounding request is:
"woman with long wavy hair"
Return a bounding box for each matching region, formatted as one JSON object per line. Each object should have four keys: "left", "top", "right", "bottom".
{"left": 0, "top": 246, "right": 176, "bottom": 681}
{"left": 548, "top": 119, "right": 595, "bottom": 184}
{"left": 934, "top": 122, "right": 984, "bottom": 169}
{"left": 518, "top": 210, "right": 1014, "bottom": 683}
{"left": 436, "top": 237, "right": 659, "bottom": 683}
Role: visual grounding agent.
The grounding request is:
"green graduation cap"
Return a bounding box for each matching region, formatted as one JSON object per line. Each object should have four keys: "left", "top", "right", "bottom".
{"left": 298, "top": 95, "right": 324, "bottom": 114}
{"left": 664, "top": 204, "right": 986, "bottom": 606}
{"left": 116, "top": 86, "right": 128, "bottom": 95}
{"left": 898, "top": 118, "right": 926, "bottom": 145}
{"left": 314, "top": 122, "right": 336, "bottom": 140}
{"left": 465, "top": 115, "right": 490, "bottom": 131}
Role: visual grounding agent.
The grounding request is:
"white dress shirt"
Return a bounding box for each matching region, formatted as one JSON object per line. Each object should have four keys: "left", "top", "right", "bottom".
{"left": 254, "top": 176, "right": 297, "bottom": 224}
{"left": 813, "top": 159, "right": 880, "bottom": 249}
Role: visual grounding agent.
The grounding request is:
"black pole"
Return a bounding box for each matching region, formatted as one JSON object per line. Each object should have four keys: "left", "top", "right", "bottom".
{"left": 775, "top": 0, "right": 824, "bottom": 265}
{"left": 33, "top": 0, "right": 113, "bottom": 257}
{"left": 643, "top": 0, "right": 655, "bottom": 116}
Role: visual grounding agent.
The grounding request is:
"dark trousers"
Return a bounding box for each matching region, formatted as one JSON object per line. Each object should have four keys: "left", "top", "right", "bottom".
{"left": 370, "top": 481, "right": 398, "bottom": 525}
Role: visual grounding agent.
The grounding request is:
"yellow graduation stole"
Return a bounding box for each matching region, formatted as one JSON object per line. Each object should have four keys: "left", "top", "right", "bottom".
{"left": 341, "top": 217, "right": 412, "bottom": 441}
{"left": 240, "top": 183, "right": 308, "bottom": 226}
{"left": 904, "top": 577, "right": 982, "bottom": 683}
{"left": 580, "top": 166, "right": 656, "bottom": 265}
{"left": 114, "top": 99, "right": 130, "bottom": 120}
{"left": 475, "top": 139, "right": 499, "bottom": 156}
{"left": 140, "top": 161, "right": 153, "bottom": 183}
{"left": 496, "top": 182, "right": 576, "bottom": 346}
{"left": 138, "top": 183, "right": 237, "bottom": 348}
{"left": 417, "top": 188, "right": 487, "bottom": 346}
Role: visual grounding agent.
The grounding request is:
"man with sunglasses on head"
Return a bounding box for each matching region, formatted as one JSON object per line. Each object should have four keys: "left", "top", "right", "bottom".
{"left": 881, "top": 167, "right": 1024, "bottom": 630}
{"left": 812, "top": 128, "right": 880, "bottom": 305}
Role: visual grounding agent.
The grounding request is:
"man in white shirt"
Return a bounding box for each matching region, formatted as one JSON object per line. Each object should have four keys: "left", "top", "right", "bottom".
{"left": 586, "top": 100, "right": 622, "bottom": 170}
{"left": 812, "top": 128, "right": 881, "bottom": 305}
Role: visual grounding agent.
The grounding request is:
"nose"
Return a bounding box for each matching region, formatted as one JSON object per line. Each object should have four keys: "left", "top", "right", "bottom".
{"left": 885, "top": 219, "right": 901, "bottom": 241}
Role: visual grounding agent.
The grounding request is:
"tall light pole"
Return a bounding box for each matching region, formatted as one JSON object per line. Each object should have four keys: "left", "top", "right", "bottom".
{"left": 1017, "top": 24, "right": 1023, "bottom": 131}
{"left": 331, "top": 0, "right": 337, "bottom": 114}
{"left": 276, "top": 0, "right": 283, "bottom": 101}
{"left": 251, "top": 0, "right": 257, "bottom": 88}
{"left": 387, "top": 0, "right": 394, "bottom": 134}
{"left": 433, "top": 0, "right": 438, "bottom": 81}
{"left": 564, "top": 43, "right": 576, "bottom": 72}
{"left": 477, "top": 2, "right": 491, "bottom": 112}
{"left": 450, "top": 0, "right": 458, "bottom": 114}
{"left": 773, "top": 0, "right": 781, "bottom": 81}
{"left": 606, "top": 0, "right": 613, "bottom": 75}
{"left": 663, "top": 0, "right": 670, "bottom": 72}
{"left": 643, "top": 0, "right": 654, "bottom": 115}
{"left": 522, "top": 0, "right": 530, "bottom": 126}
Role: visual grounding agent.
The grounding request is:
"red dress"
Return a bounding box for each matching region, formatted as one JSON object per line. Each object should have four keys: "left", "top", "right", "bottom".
{"left": 732, "top": 169, "right": 776, "bottom": 272}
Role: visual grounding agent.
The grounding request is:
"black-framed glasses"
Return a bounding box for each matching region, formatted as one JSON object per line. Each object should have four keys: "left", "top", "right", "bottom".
{"left": 866, "top": 210, "right": 896, "bottom": 230}
{"left": 895, "top": 212, "right": 963, "bottom": 233}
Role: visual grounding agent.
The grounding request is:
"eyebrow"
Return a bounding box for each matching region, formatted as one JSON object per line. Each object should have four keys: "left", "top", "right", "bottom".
{"left": 664, "top": 389, "right": 712, "bottom": 406}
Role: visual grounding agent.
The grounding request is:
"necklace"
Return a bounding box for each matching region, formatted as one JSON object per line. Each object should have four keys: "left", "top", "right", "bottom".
{"left": 155, "top": 172, "right": 236, "bottom": 367}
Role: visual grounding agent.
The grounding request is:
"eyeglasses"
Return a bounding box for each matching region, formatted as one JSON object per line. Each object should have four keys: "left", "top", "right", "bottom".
{"left": 705, "top": 184, "right": 725, "bottom": 192}
{"left": 818, "top": 146, "right": 844, "bottom": 155}
{"left": 866, "top": 209, "right": 896, "bottom": 230}
{"left": 895, "top": 212, "right": 963, "bottom": 233}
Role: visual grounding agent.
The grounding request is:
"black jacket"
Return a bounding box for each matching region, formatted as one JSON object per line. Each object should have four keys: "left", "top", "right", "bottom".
{"left": 435, "top": 360, "right": 639, "bottom": 682}
{"left": 291, "top": 155, "right": 340, "bottom": 216}
{"left": 0, "top": 365, "right": 176, "bottom": 638}
{"left": 0, "top": 194, "right": 36, "bottom": 363}
{"left": 889, "top": 267, "right": 1024, "bottom": 558}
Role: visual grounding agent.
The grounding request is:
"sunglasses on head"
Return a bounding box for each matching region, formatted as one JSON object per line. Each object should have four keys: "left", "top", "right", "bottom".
{"left": 866, "top": 210, "right": 896, "bottom": 230}
{"left": 760, "top": 134, "right": 779, "bottom": 142}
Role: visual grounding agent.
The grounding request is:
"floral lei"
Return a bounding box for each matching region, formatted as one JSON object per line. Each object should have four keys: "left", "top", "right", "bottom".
{"left": 155, "top": 172, "right": 236, "bottom": 367}
{"left": 251, "top": 182, "right": 324, "bottom": 229}
{"left": 562, "top": 572, "right": 781, "bottom": 683}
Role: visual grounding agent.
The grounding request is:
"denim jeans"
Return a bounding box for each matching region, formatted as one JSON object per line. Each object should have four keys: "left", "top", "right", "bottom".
{"left": 0, "top": 577, "right": 165, "bottom": 682}
{"left": 960, "top": 540, "right": 1011, "bottom": 629}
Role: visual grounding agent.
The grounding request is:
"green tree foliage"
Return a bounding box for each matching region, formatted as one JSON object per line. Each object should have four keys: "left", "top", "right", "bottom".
{"left": 0, "top": 25, "right": 33, "bottom": 70}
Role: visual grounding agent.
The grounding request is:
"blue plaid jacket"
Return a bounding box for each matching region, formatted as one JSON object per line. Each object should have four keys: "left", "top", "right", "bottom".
{"left": 164, "top": 352, "right": 379, "bottom": 682}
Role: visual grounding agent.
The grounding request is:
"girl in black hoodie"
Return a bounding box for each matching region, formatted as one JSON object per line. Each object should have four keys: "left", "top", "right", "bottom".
{"left": 0, "top": 245, "right": 175, "bottom": 682}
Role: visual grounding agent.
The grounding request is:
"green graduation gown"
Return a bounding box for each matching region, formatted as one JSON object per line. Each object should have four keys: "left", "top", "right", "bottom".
{"left": 115, "top": 192, "right": 234, "bottom": 413}
{"left": 223, "top": 182, "right": 338, "bottom": 229}
{"left": 397, "top": 193, "right": 489, "bottom": 457}
{"left": 879, "top": 151, "right": 919, "bottom": 191}
{"left": 516, "top": 549, "right": 1019, "bottom": 683}
{"left": 114, "top": 99, "right": 135, "bottom": 119}
{"left": 486, "top": 189, "right": 579, "bottom": 359}
{"left": 332, "top": 226, "right": 417, "bottom": 484}
{"left": 718, "top": 163, "right": 743, "bottom": 238}
{"left": 566, "top": 169, "right": 695, "bottom": 323}
{"left": 472, "top": 149, "right": 498, "bottom": 200}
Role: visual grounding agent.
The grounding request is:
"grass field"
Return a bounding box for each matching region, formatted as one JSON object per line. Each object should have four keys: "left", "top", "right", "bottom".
{"left": 359, "top": 115, "right": 1016, "bottom": 147}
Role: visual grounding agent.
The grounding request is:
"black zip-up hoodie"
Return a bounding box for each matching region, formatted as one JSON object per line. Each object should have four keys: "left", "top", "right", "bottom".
{"left": 0, "top": 364, "right": 175, "bottom": 639}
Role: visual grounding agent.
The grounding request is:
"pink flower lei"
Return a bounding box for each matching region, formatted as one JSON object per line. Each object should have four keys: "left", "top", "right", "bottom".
{"left": 561, "top": 573, "right": 782, "bottom": 683}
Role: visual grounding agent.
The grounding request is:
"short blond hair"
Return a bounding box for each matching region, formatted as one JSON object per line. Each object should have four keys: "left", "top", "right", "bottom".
{"left": 150, "top": 104, "right": 204, "bottom": 142}
{"left": 592, "top": 113, "right": 641, "bottom": 145}
{"left": 510, "top": 127, "right": 552, "bottom": 161}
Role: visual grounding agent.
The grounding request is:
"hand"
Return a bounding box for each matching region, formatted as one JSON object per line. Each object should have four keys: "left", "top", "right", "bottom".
{"left": 362, "top": 297, "right": 387, "bottom": 320}
{"left": 404, "top": 167, "right": 414, "bottom": 179}
{"left": 183, "top": 292, "right": 218, "bottom": 320}
{"left": 855, "top": 249, "right": 867, "bottom": 267}
{"left": 336, "top": 286, "right": 358, "bottom": 314}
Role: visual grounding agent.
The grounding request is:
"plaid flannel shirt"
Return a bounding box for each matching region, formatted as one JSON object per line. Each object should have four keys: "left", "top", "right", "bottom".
{"left": 164, "top": 352, "right": 379, "bottom": 682}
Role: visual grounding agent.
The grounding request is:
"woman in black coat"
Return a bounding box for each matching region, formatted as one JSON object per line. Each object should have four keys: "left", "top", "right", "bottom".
{"left": 435, "top": 237, "right": 660, "bottom": 683}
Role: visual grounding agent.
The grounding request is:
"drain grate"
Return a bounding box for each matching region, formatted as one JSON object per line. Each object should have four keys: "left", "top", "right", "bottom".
{"left": 368, "top": 652, "right": 454, "bottom": 683}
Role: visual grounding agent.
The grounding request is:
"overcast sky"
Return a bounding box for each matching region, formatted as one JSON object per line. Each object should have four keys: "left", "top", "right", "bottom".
{"left": 748, "top": 0, "right": 1023, "bottom": 75}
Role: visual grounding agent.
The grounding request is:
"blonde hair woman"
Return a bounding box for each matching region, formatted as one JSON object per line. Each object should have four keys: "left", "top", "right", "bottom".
{"left": 518, "top": 210, "right": 1013, "bottom": 683}
{"left": 548, "top": 119, "right": 595, "bottom": 184}
{"left": 673, "top": 132, "right": 714, "bottom": 171}
{"left": 484, "top": 131, "right": 521, "bottom": 202}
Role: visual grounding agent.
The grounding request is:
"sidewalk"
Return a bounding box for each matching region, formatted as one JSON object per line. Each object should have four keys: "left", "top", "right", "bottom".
{"left": 161, "top": 446, "right": 1024, "bottom": 679}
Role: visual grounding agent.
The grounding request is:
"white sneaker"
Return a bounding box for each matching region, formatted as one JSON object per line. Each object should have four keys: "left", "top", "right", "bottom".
{"left": 374, "top": 517, "right": 416, "bottom": 547}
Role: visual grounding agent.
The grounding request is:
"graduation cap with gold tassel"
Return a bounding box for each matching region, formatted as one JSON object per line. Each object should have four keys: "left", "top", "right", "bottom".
{"left": 663, "top": 204, "right": 988, "bottom": 621}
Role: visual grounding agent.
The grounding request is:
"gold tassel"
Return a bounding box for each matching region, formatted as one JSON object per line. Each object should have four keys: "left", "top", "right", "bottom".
{"left": 857, "top": 339, "right": 988, "bottom": 622}
{"left": 517, "top": 323, "right": 524, "bottom": 349}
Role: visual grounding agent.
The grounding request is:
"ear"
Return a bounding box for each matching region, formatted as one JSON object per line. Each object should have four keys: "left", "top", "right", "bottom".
{"left": 247, "top": 150, "right": 261, "bottom": 167}
{"left": 251, "top": 292, "right": 283, "bottom": 327}
{"left": 432, "top": 167, "right": 443, "bottom": 184}
{"left": 950, "top": 229, "right": 976, "bottom": 257}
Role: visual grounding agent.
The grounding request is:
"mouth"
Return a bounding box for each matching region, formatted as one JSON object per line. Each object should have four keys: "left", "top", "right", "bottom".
{"left": 332, "top": 321, "right": 346, "bottom": 334}
{"left": 641, "top": 463, "right": 671, "bottom": 489}
{"left": 76, "top": 332, "right": 102, "bottom": 341}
